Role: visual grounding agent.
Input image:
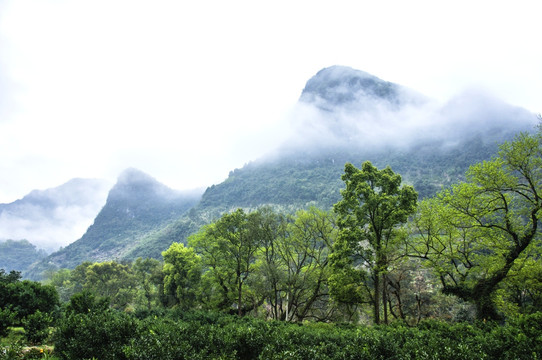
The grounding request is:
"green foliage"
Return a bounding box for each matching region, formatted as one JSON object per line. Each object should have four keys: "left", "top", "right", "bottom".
{"left": 162, "top": 243, "right": 201, "bottom": 309}
{"left": 0, "top": 270, "right": 59, "bottom": 326}
{"left": 0, "top": 308, "right": 16, "bottom": 338}
{"left": 332, "top": 161, "right": 418, "bottom": 324}
{"left": 119, "top": 310, "right": 542, "bottom": 359}
{"left": 0, "top": 240, "right": 47, "bottom": 274}
{"left": 262, "top": 207, "right": 337, "bottom": 321}
{"left": 0, "top": 340, "right": 23, "bottom": 360}
{"left": 54, "top": 308, "right": 137, "bottom": 360}
{"left": 82, "top": 261, "right": 136, "bottom": 310}
{"left": 189, "top": 209, "right": 262, "bottom": 315}
{"left": 22, "top": 310, "right": 52, "bottom": 345}
{"left": 131, "top": 258, "right": 163, "bottom": 311}
{"left": 65, "top": 290, "right": 109, "bottom": 315}
{"left": 410, "top": 131, "right": 542, "bottom": 319}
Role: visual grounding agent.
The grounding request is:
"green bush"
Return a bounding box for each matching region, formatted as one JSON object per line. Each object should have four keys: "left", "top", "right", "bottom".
{"left": 0, "top": 308, "right": 16, "bottom": 338}
{"left": 54, "top": 310, "right": 137, "bottom": 360}
{"left": 124, "top": 318, "right": 200, "bottom": 360}
{"left": 53, "top": 309, "right": 542, "bottom": 360}
{"left": 0, "top": 340, "right": 23, "bottom": 360}
{"left": 23, "top": 310, "right": 53, "bottom": 345}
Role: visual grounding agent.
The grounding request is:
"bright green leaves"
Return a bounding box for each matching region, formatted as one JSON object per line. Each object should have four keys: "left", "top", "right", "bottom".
{"left": 333, "top": 161, "right": 418, "bottom": 324}
{"left": 411, "top": 131, "right": 542, "bottom": 319}
{"left": 189, "top": 209, "right": 260, "bottom": 315}
{"left": 162, "top": 243, "right": 202, "bottom": 309}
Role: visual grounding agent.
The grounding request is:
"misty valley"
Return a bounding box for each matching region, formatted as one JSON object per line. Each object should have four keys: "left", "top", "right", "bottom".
{"left": 1, "top": 66, "right": 541, "bottom": 359}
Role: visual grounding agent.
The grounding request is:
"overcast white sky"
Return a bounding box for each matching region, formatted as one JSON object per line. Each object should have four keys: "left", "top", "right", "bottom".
{"left": 1, "top": 0, "right": 541, "bottom": 203}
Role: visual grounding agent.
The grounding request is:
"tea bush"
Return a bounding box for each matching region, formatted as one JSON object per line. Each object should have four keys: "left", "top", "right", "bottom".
{"left": 23, "top": 310, "right": 53, "bottom": 345}
{"left": 50, "top": 309, "right": 542, "bottom": 359}
{"left": 54, "top": 310, "right": 137, "bottom": 360}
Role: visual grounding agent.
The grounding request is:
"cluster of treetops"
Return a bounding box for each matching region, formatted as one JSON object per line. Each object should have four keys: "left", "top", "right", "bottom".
{"left": 2, "top": 130, "right": 541, "bottom": 332}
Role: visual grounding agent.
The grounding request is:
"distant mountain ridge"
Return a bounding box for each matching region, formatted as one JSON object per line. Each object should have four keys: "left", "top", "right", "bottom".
{"left": 0, "top": 178, "right": 111, "bottom": 253}
{"left": 24, "top": 65, "right": 538, "bottom": 279}
{"left": 25, "top": 168, "right": 202, "bottom": 278}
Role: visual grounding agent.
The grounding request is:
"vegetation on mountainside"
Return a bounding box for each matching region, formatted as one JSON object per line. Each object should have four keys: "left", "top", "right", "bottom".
{"left": 24, "top": 170, "right": 200, "bottom": 280}
{"left": 2, "top": 131, "right": 542, "bottom": 358}
{"left": 0, "top": 240, "right": 47, "bottom": 273}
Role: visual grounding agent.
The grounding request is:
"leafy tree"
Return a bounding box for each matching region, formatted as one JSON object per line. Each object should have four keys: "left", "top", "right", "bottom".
{"left": 0, "top": 269, "right": 21, "bottom": 284}
{"left": 332, "top": 161, "right": 417, "bottom": 324}
{"left": 22, "top": 309, "right": 53, "bottom": 344}
{"left": 82, "top": 261, "right": 137, "bottom": 310}
{"left": 277, "top": 207, "right": 337, "bottom": 321}
{"left": 0, "top": 307, "right": 16, "bottom": 337}
{"left": 46, "top": 268, "right": 76, "bottom": 303}
{"left": 0, "top": 281, "right": 59, "bottom": 324}
{"left": 189, "top": 209, "right": 263, "bottom": 315}
{"left": 132, "top": 257, "right": 164, "bottom": 310}
{"left": 65, "top": 290, "right": 110, "bottom": 315}
{"left": 410, "top": 132, "right": 542, "bottom": 320}
{"left": 249, "top": 207, "right": 288, "bottom": 320}
{"left": 162, "top": 243, "right": 202, "bottom": 309}
{"left": 250, "top": 207, "right": 337, "bottom": 322}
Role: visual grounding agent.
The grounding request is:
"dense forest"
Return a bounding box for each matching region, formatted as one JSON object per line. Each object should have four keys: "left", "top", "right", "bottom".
{"left": 1, "top": 129, "right": 541, "bottom": 359}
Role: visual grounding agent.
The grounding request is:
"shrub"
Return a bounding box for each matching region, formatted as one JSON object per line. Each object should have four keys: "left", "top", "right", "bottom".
{"left": 54, "top": 310, "right": 137, "bottom": 360}
{"left": 0, "top": 308, "right": 16, "bottom": 338}
{"left": 0, "top": 340, "right": 23, "bottom": 360}
{"left": 23, "top": 310, "right": 53, "bottom": 345}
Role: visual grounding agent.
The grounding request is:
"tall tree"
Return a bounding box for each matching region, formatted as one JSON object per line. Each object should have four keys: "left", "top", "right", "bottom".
{"left": 132, "top": 258, "right": 164, "bottom": 310}
{"left": 83, "top": 261, "right": 136, "bottom": 310}
{"left": 162, "top": 243, "right": 201, "bottom": 309}
{"left": 410, "top": 132, "right": 542, "bottom": 319}
{"left": 189, "top": 209, "right": 261, "bottom": 315}
{"left": 276, "top": 207, "right": 336, "bottom": 321}
{"left": 332, "top": 161, "right": 417, "bottom": 324}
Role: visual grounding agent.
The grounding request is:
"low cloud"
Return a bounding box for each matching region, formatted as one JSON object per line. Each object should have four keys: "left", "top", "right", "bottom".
{"left": 283, "top": 86, "right": 537, "bottom": 153}
{"left": 0, "top": 178, "right": 111, "bottom": 253}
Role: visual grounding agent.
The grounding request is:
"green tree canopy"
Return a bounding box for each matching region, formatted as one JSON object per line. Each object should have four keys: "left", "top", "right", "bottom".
{"left": 162, "top": 242, "right": 201, "bottom": 309}
{"left": 332, "top": 161, "right": 418, "bottom": 324}
{"left": 189, "top": 209, "right": 261, "bottom": 315}
{"left": 410, "top": 132, "right": 542, "bottom": 320}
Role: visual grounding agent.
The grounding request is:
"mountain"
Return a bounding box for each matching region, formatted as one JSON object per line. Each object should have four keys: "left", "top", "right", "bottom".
{"left": 0, "top": 178, "right": 111, "bottom": 253}
{"left": 25, "top": 66, "right": 538, "bottom": 279}
{"left": 25, "top": 168, "right": 202, "bottom": 278}
{"left": 299, "top": 65, "right": 427, "bottom": 110}
{"left": 0, "top": 239, "right": 47, "bottom": 273}
{"left": 134, "top": 66, "right": 536, "bottom": 258}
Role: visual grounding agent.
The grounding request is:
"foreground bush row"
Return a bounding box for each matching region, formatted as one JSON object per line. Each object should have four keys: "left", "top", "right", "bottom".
{"left": 52, "top": 310, "right": 542, "bottom": 360}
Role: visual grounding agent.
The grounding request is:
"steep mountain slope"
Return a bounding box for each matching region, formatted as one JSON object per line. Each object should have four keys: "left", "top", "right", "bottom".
{"left": 25, "top": 168, "right": 202, "bottom": 279}
{"left": 0, "top": 178, "right": 111, "bottom": 253}
{"left": 26, "top": 66, "right": 538, "bottom": 278}
{"left": 126, "top": 66, "right": 537, "bottom": 259}
{"left": 0, "top": 239, "right": 47, "bottom": 273}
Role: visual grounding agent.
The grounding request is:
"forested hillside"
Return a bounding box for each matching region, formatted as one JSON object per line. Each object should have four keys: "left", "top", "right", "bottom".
{"left": 2, "top": 67, "right": 541, "bottom": 359}
{"left": 0, "top": 240, "right": 47, "bottom": 273}
{"left": 132, "top": 66, "right": 536, "bottom": 260}
{"left": 25, "top": 169, "right": 201, "bottom": 279}
{"left": 25, "top": 66, "right": 537, "bottom": 279}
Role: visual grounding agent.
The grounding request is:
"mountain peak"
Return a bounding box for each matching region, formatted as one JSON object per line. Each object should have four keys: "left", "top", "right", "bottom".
{"left": 109, "top": 168, "right": 179, "bottom": 203}
{"left": 300, "top": 65, "right": 404, "bottom": 109}
{"left": 117, "top": 167, "right": 157, "bottom": 185}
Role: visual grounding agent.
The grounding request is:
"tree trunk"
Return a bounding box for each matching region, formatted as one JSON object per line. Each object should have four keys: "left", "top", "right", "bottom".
{"left": 238, "top": 281, "right": 243, "bottom": 316}
{"left": 373, "top": 272, "right": 381, "bottom": 324}
{"left": 382, "top": 274, "right": 388, "bottom": 324}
